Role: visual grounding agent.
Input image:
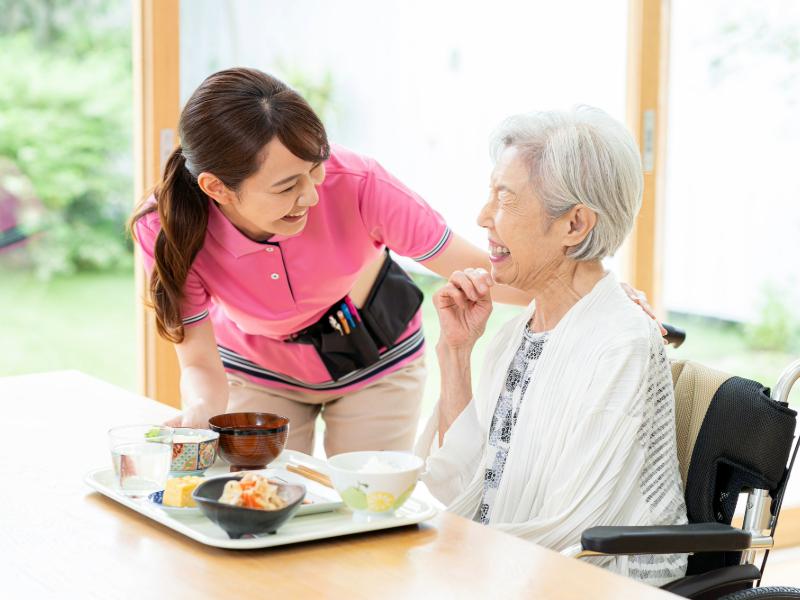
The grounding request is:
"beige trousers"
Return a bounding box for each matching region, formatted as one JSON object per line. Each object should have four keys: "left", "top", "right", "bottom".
{"left": 226, "top": 357, "right": 426, "bottom": 457}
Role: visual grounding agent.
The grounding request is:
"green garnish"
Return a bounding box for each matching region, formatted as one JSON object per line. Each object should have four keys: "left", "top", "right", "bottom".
{"left": 144, "top": 427, "right": 162, "bottom": 440}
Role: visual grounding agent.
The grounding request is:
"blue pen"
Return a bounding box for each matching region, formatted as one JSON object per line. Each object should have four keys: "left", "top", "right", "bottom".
{"left": 340, "top": 303, "right": 356, "bottom": 328}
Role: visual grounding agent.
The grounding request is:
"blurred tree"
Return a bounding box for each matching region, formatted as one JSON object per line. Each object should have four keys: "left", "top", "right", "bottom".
{"left": 745, "top": 283, "right": 800, "bottom": 353}
{"left": 0, "top": 0, "right": 117, "bottom": 47}
{"left": 279, "top": 65, "right": 337, "bottom": 126}
{"left": 709, "top": 3, "right": 799, "bottom": 101}
{"left": 0, "top": 0, "right": 132, "bottom": 276}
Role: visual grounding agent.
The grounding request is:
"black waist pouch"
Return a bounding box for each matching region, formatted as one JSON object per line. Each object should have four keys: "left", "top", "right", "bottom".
{"left": 360, "top": 253, "right": 424, "bottom": 348}
{"left": 287, "top": 254, "right": 423, "bottom": 381}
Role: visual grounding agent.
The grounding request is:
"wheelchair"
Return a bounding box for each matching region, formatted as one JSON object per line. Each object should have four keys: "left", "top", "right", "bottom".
{"left": 578, "top": 324, "right": 800, "bottom": 599}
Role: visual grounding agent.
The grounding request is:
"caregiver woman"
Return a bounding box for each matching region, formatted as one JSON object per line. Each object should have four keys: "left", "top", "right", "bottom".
{"left": 130, "top": 68, "right": 654, "bottom": 456}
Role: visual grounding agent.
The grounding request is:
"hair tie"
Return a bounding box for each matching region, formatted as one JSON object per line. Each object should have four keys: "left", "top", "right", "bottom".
{"left": 182, "top": 152, "right": 197, "bottom": 177}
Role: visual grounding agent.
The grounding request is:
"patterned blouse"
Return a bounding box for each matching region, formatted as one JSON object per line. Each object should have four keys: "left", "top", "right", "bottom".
{"left": 477, "top": 326, "right": 549, "bottom": 524}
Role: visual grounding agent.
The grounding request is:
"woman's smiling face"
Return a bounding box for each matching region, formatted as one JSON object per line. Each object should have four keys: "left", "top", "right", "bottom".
{"left": 205, "top": 137, "right": 326, "bottom": 241}
{"left": 477, "top": 146, "right": 568, "bottom": 291}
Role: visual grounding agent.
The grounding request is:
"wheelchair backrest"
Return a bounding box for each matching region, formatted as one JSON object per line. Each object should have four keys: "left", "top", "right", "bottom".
{"left": 672, "top": 361, "right": 731, "bottom": 490}
{"left": 670, "top": 360, "right": 797, "bottom": 574}
{"left": 671, "top": 360, "right": 796, "bottom": 525}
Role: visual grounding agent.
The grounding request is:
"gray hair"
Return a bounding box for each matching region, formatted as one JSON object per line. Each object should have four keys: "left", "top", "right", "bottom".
{"left": 489, "top": 106, "right": 643, "bottom": 261}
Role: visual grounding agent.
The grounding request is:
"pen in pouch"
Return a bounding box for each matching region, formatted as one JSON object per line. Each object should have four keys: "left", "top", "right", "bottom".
{"left": 328, "top": 315, "right": 344, "bottom": 336}
{"left": 336, "top": 311, "right": 351, "bottom": 335}
{"left": 344, "top": 297, "right": 361, "bottom": 323}
{"left": 340, "top": 303, "right": 356, "bottom": 328}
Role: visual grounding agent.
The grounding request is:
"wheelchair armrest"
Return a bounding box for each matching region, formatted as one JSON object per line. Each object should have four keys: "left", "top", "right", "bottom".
{"left": 662, "top": 323, "right": 686, "bottom": 348}
{"left": 581, "top": 523, "right": 752, "bottom": 555}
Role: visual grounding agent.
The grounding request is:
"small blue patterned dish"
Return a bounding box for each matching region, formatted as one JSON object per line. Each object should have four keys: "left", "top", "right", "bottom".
{"left": 147, "top": 490, "right": 201, "bottom": 515}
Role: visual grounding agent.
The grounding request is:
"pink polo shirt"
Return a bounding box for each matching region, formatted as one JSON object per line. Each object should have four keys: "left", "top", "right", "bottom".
{"left": 135, "top": 144, "right": 451, "bottom": 393}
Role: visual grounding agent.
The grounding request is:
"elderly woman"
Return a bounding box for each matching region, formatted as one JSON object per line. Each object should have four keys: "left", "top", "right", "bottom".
{"left": 416, "top": 107, "right": 688, "bottom": 585}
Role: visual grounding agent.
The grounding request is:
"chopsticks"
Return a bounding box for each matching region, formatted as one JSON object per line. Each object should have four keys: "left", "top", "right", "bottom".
{"left": 286, "top": 463, "right": 333, "bottom": 489}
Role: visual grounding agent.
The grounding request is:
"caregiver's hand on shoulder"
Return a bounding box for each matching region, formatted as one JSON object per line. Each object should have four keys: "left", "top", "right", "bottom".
{"left": 434, "top": 268, "right": 494, "bottom": 349}
{"left": 620, "top": 282, "right": 667, "bottom": 336}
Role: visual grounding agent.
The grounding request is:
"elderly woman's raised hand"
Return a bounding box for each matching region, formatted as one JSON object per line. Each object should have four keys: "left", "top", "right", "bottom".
{"left": 434, "top": 268, "right": 494, "bottom": 350}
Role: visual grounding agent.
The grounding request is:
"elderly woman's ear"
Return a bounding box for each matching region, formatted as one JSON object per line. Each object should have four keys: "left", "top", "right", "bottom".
{"left": 559, "top": 204, "right": 597, "bottom": 252}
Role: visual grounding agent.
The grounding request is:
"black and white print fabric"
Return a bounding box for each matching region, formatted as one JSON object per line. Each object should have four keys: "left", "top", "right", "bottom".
{"left": 478, "top": 326, "right": 549, "bottom": 524}
{"left": 625, "top": 334, "right": 689, "bottom": 582}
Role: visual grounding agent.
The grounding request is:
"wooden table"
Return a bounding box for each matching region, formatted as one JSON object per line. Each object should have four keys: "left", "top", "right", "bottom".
{"left": 1, "top": 371, "right": 675, "bottom": 599}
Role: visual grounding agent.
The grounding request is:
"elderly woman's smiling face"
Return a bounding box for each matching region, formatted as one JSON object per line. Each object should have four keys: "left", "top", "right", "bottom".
{"left": 477, "top": 146, "right": 594, "bottom": 291}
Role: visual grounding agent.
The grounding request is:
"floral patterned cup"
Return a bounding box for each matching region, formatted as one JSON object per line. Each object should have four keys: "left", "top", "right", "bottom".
{"left": 170, "top": 428, "right": 219, "bottom": 475}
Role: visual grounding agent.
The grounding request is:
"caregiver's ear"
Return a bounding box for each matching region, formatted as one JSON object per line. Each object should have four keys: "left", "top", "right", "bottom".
{"left": 197, "top": 172, "right": 236, "bottom": 205}
{"left": 561, "top": 204, "right": 597, "bottom": 248}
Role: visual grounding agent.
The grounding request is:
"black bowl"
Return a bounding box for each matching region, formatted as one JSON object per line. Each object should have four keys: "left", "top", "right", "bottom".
{"left": 192, "top": 475, "right": 305, "bottom": 539}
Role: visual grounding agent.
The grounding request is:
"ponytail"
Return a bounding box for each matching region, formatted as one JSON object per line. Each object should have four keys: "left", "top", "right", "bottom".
{"left": 129, "top": 145, "right": 209, "bottom": 343}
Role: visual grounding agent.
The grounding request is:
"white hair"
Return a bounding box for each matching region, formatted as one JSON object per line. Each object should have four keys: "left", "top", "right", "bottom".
{"left": 489, "top": 106, "right": 643, "bottom": 261}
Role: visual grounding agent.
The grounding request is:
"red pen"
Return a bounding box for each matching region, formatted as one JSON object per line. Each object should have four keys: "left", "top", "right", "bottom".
{"left": 344, "top": 297, "right": 361, "bottom": 323}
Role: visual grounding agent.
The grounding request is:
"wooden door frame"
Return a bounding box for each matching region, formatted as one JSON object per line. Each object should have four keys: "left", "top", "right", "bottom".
{"left": 624, "top": 0, "right": 671, "bottom": 315}
{"left": 133, "top": 0, "right": 181, "bottom": 407}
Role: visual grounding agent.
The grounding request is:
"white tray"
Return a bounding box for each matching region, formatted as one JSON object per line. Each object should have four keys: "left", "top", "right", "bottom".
{"left": 84, "top": 451, "right": 437, "bottom": 550}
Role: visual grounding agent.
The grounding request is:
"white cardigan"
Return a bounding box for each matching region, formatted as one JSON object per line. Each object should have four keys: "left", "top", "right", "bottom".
{"left": 416, "top": 273, "right": 688, "bottom": 585}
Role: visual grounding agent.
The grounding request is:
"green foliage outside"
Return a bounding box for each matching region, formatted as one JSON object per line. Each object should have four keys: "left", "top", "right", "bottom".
{"left": 744, "top": 284, "right": 800, "bottom": 354}
{"left": 279, "top": 64, "right": 337, "bottom": 128}
{"left": 0, "top": 267, "right": 136, "bottom": 388}
{"left": 0, "top": 0, "right": 132, "bottom": 277}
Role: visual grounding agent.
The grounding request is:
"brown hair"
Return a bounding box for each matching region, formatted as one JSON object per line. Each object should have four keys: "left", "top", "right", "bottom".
{"left": 129, "top": 68, "right": 329, "bottom": 343}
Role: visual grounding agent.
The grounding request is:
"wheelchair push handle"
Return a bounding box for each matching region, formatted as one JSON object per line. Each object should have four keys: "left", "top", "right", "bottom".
{"left": 662, "top": 323, "right": 686, "bottom": 348}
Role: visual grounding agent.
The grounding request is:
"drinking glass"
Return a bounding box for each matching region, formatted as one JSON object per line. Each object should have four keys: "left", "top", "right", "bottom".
{"left": 108, "top": 425, "right": 173, "bottom": 497}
